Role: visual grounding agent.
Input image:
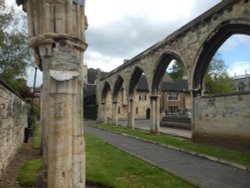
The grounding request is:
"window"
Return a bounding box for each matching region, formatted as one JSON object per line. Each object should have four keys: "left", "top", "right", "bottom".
{"left": 139, "top": 93, "right": 147, "bottom": 101}
{"left": 168, "top": 106, "right": 179, "bottom": 113}
{"left": 136, "top": 107, "right": 138, "bottom": 114}
{"left": 168, "top": 93, "right": 179, "bottom": 101}
{"left": 118, "top": 107, "right": 120, "bottom": 114}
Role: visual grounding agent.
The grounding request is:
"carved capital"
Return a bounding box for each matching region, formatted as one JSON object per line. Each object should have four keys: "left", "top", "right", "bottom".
{"left": 29, "top": 33, "right": 88, "bottom": 52}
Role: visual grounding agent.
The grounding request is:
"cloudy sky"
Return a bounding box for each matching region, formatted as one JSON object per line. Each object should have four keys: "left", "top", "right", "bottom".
{"left": 85, "top": 0, "right": 250, "bottom": 76}
{"left": 8, "top": 0, "right": 250, "bottom": 86}
{"left": 85, "top": 0, "right": 221, "bottom": 71}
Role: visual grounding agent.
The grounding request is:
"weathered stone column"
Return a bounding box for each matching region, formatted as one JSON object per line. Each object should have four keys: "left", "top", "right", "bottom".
{"left": 97, "top": 102, "right": 104, "bottom": 122}
{"left": 112, "top": 101, "right": 118, "bottom": 125}
{"left": 150, "top": 95, "right": 160, "bottom": 134}
{"left": 127, "top": 98, "right": 135, "bottom": 129}
{"left": 102, "top": 102, "right": 108, "bottom": 123}
{"left": 191, "top": 89, "right": 201, "bottom": 141}
{"left": 96, "top": 70, "right": 103, "bottom": 122}
{"left": 17, "top": 0, "right": 87, "bottom": 187}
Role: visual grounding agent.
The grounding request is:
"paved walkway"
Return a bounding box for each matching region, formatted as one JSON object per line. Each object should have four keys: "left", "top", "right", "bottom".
{"left": 85, "top": 121, "right": 250, "bottom": 188}
{"left": 118, "top": 119, "right": 191, "bottom": 139}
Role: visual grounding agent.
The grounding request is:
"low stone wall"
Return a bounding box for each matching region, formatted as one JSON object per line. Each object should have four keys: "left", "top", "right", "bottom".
{"left": 161, "top": 115, "right": 191, "bottom": 130}
{"left": 193, "top": 92, "right": 250, "bottom": 151}
{"left": 0, "top": 81, "right": 28, "bottom": 176}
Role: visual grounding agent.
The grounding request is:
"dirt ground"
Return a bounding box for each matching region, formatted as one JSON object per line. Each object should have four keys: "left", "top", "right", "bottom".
{"left": 0, "top": 139, "right": 40, "bottom": 188}
{"left": 0, "top": 139, "right": 104, "bottom": 188}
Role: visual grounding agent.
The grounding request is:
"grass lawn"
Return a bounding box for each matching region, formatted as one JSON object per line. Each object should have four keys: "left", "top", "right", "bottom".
{"left": 32, "top": 123, "right": 41, "bottom": 149}
{"left": 19, "top": 124, "right": 195, "bottom": 187}
{"left": 95, "top": 123, "right": 250, "bottom": 167}
{"left": 18, "top": 158, "right": 43, "bottom": 186}
{"left": 86, "top": 133, "right": 196, "bottom": 188}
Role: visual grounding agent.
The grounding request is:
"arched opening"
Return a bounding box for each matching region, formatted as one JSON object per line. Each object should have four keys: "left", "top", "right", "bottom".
{"left": 101, "top": 81, "right": 112, "bottom": 123}
{"left": 101, "top": 81, "right": 111, "bottom": 103}
{"left": 193, "top": 23, "right": 250, "bottom": 91}
{"left": 112, "top": 76, "right": 125, "bottom": 124}
{"left": 128, "top": 67, "right": 144, "bottom": 97}
{"left": 127, "top": 67, "right": 150, "bottom": 128}
{"left": 151, "top": 53, "right": 190, "bottom": 132}
{"left": 192, "top": 23, "right": 250, "bottom": 150}
{"left": 146, "top": 108, "right": 150, "bottom": 119}
{"left": 113, "top": 76, "right": 124, "bottom": 102}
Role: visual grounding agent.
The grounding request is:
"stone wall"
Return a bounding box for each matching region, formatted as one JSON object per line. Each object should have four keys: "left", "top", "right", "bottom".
{"left": 116, "top": 90, "right": 151, "bottom": 120}
{"left": 0, "top": 81, "right": 28, "bottom": 176}
{"left": 134, "top": 91, "right": 150, "bottom": 119}
{"left": 193, "top": 92, "right": 250, "bottom": 151}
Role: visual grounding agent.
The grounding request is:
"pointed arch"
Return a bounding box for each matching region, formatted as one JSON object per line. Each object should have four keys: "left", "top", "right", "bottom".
{"left": 101, "top": 81, "right": 111, "bottom": 103}
{"left": 193, "top": 22, "right": 250, "bottom": 90}
{"left": 113, "top": 75, "right": 124, "bottom": 102}
{"left": 128, "top": 66, "right": 147, "bottom": 98}
{"left": 151, "top": 52, "right": 185, "bottom": 94}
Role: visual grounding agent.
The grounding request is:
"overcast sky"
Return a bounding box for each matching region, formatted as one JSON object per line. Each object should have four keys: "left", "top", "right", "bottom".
{"left": 8, "top": 0, "right": 250, "bottom": 86}
{"left": 85, "top": 0, "right": 250, "bottom": 76}
{"left": 85, "top": 0, "right": 222, "bottom": 72}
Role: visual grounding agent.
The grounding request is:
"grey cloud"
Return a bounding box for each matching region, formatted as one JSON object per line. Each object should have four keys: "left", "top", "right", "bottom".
{"left": 86, "top": 16, "right": 187, "bottom": 59}
{"left": 86, "top": 0, "right": 222, "bottom": 61}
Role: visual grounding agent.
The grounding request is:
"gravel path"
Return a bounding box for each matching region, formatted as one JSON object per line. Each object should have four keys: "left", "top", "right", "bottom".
{"left": 0, "top": 139, "right": 40, "bottom": 188}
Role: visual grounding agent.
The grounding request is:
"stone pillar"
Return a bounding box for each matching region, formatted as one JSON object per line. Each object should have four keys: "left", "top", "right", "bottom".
{"left": 43, "top": 52, "right": 85, "bottom": 188}
{"left": 102, "top": 102, "right": 108, "bottom": 123}
{"left": 112, "top": 101, "right": 118, "bottom": 125}
{"left": 150, "top": 95, "right": 160, "bottom": 134}
{"left": 96, "top": 71, "right": 102, "bottom": 122}
{"left": 17, "top": 0, "right": 87, "bottom": 187}
{"left": 127, "top": 98, "right": 135, "bottom": 129}
{"left": 97, "top": 102, "right": 104, "bottom": 122}
{"left": 191, "top": 89, "right": 201, "bottom": 141}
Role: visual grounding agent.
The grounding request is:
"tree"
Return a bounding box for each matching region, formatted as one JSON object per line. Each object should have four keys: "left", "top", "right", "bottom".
{"left": 167, "top": 60, "right": 185, "bottom": 79}
{"left": 204, "top": 52, "right": 234, "bottom": 94}
{"left": 0, "top": 1, "right": 31, "bottom": 95}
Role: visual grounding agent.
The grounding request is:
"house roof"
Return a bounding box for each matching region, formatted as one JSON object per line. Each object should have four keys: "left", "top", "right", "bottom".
{"left": 161, "top": 79, "right": 189, "bottom": 92}
{"left": 136, "top": 75, "right": 149, "bottom": 91}
{"left": 88, "top": 68, "right": 107, "bottom": 84}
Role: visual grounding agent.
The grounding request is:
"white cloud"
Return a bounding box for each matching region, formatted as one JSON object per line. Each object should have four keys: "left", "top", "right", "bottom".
{"left": 26, "top": 68, "right": 43, "bottom": 87}
{"left": 236, "top": 35, "right": 250, "bottom": 48}
{"left": 220, "top": 35, "right": 250, "bottom": 52}
{"left": 85, "top": 51, "right": 123, "bottom": 72}
{"left": 86, "top": 0, "right": 222, "bottom": 71}
{"left": 228, "top": 61, "right": 250, "bottom": 77}
{"left": 86, "top": 0, "right": 198, "bottom": 28}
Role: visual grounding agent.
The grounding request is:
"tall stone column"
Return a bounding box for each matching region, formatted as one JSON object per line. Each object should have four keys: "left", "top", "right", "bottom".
{"left": 96, "top": 70, "right": 102, "bottom": 122}
{"left": 102, "top": 102, "right": 108, "bottom": 123}
{"left": 112, "top": 101, "right": 118, "bottom": 125}
{"left": 191, "top": 90, "right": 201, "bottom": 141}
{"left": 150, "top": 95, "right": 160, "bottom": 134}
{"left": 17, "top": 0, "right": 87, "bottom": 187}
{"left": 127, "top": 98, "right": 135, "bottom": 129}
{"left": 97, "top": 102, "right": 104, "bottom": 122}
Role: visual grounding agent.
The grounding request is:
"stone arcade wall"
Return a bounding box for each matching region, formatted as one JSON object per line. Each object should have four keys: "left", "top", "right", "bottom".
{"left": 193, "top": 92, "right": 250, "bottom": 151}
{"left": 0, "top": 81, "right": 28, "bottom": 176}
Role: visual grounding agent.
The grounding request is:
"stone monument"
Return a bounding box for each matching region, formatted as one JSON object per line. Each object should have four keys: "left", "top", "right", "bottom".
{"left": 16, "top": 0, "right": 88, "bottom": 187}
